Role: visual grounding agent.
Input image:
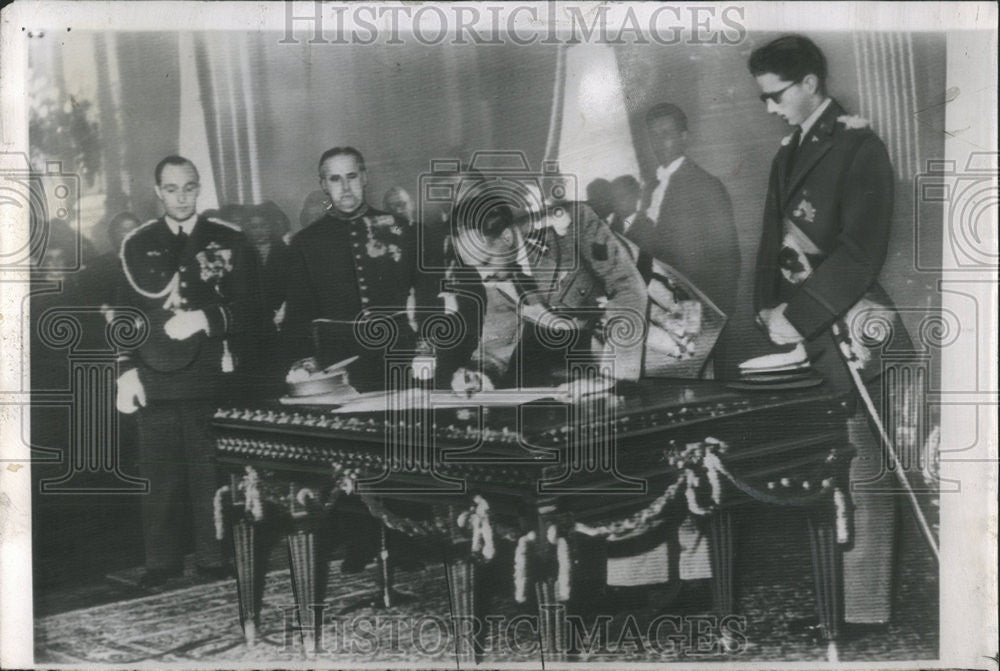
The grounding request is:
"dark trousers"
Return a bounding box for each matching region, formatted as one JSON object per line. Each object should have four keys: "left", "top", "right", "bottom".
{"left": 136, "top": 401, "right": 222, "bottom": 571}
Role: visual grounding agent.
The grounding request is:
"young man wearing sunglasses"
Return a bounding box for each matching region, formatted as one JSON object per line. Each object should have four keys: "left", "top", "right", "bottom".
{"left": 748, "top": 35, "right": 912, "bottom": 631}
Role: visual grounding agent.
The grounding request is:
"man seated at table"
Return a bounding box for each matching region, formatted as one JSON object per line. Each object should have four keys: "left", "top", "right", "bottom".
{"left": 448, "top": 187, "right": 648, "bottom": 392}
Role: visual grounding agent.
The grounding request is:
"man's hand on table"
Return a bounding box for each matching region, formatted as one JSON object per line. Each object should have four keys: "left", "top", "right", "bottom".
{"left": 451, "top": 367, "right": 495, "bottom": 397}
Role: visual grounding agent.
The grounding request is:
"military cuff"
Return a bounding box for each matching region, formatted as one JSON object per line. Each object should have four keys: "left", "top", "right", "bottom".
{"left": 785, "top": 287, "right": 837, "bottom": 341}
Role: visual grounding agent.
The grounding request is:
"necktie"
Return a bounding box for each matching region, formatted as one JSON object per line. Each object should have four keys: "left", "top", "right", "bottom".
{"left": 787, "top": 128, "right": 803, "bottom": 171}
{"left": 173, "top": 224, "right": 188, "bottom": 258}
{"left": 645, "top": 163, "right": 676, "bottom": 221}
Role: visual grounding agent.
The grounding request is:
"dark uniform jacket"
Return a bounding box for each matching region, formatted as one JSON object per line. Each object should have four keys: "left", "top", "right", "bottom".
{"left": 754, "top": 100, "right": 910, "bottom": 392}
{"left": 630, "top": 158, "right": 740, "bottom": 318}
{"left": 282, "top": 203, "right": 436, "bottom": 391}
{"left": 116, "top": 215, "right": 263, "bottom": 400}
{"left": 466, "top": 202, "right": 648, "bottom": 386}
{"left": 257, "top": 237, "right": 295, "bottom": 318}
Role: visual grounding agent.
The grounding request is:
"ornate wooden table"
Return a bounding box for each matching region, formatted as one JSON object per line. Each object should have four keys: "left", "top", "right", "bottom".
{"left": 211, "top": 379, "right": 852, "bottom": 661}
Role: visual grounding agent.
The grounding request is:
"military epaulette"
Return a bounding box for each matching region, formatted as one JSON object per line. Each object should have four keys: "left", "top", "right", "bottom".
{"left": 780, "top": 132, "right": 797, "bottom": 146}
{"left": 207, "top": 216, "right": 243, "bottom": 232}
{"left": 373, "top": 215, "right": 396, "bottom": 227}
{"left": 837, "top": 115, "right": 871, "bottom": 130}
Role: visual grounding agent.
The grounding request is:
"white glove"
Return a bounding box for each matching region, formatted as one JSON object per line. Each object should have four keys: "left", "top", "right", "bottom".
{"left": 164, "top": 309, "right": 209, "bottom": 341}
{"left": 450, "top": 367, "right": 495, "bottom": 396}
{"left": 758, "top": 303, "right": 805, "bottom": 346}
{"left": 273, "top": 301, "right": 287, "bottom": 328}
{"left": 116, "top": 368, "right": 146, "bottom": 414}
{"left": 439, "top": 291, "right": 459, "bottom": 315}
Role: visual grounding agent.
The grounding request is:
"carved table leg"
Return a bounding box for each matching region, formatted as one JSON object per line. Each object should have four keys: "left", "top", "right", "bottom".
{"left": 535, "top": 578, "right": 566, "bottom": 663}
{"left": 709, "top": 510, "right": 738, "bottom": 652}
{"left": 807, "top": 510, "right": 843, "bottom": 662}
{"left": 287, "top": 525, "right": 326, "bottom": 654}
{"left": 445, "top": 552, "right": 478, "bottom": 667}
{"left": 232, "top": 518, "right": 262, "bottom": 646}
{"left": 709, "top": 510, "right": 735, "bottom": 614}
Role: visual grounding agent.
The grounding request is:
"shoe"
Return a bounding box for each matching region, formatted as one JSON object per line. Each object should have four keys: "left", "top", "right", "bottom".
{"left": 195, "top": 564, "right": 235, "bottom": 581}
{"left": 138, "top": 566, "right": 183, "bottom": 589}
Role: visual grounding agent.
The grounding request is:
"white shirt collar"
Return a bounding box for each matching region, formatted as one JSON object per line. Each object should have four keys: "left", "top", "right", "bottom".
{"left": 656, "top": 155, "right": 686, "bottom": 182}
{"left": 799, "top": 97, "right": 832, "bottom": 140}
{"left": 622, "top": 212, "right": 638, "bottom": 233}
{"left": 165, "top": 213, "right": 198, "bottom": 236}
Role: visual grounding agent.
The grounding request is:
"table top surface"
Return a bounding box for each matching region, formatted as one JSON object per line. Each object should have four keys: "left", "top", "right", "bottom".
{"left": 213, "top": 378, "right": 847, "bottom": 443}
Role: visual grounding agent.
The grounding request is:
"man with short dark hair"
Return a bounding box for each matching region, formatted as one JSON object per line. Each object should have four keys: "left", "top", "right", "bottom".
{"left": 115, "top": 156, "right": 263, "bottom": 588}
{"left": 748, "top": 34, "right": 911, "bottom": 627}
{"left": 608, "top": 174, "right": 642, "bottom": 237}
{"left": 449, "top": 189, "right": 647, "bottom": 391}
{"left": 629, "top": 102, "right": 740, "bottom": 377}
{"left": 585, "top": 178, "right": 615, "bottom": 223}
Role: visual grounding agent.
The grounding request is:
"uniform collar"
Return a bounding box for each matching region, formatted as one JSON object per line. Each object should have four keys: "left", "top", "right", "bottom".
{"left": 164, "top": 213, "right": 198, "bottom": 236}
{"left": 330, "top": 203, "right": 370, "bottom": 221}
{"left": 799, "top": 97, "right": 833, "bottom": 140}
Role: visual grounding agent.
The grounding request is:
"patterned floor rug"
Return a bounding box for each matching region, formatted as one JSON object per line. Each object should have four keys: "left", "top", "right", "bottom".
{"left": 35, "top": 506, "right": 938, "bottom": 665}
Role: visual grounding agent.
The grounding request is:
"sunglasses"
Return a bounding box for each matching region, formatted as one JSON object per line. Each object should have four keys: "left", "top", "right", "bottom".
{"left": 759, "top": 80, "right": 801, "bottom": 104}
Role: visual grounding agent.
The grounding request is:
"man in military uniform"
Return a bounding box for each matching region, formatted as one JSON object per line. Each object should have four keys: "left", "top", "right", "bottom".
{"left": 749, "top": 35, "right": 911, "bottom": 627}
{"left": 449, "top": 189, "right": 648, "bottom": 392}
{"left": 116, "top": 156, "right": 263, "bottom": 588}
{"left": 281, "top": 147, "right": 438, "bottom": 573}
{"left": 281, "top": 147, "right": 436, "bottom": 391}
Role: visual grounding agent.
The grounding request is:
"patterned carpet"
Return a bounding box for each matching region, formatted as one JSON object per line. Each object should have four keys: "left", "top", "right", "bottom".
{"left": 35, "top": 506, "right": 938, "bottom": 665}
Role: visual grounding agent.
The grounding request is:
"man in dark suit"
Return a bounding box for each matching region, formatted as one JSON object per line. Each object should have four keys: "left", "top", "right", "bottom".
{"left": 749, "top": 35, "right": 912, "bottom": 627}
{"left": 116, "top": 156, "right": 263, "bottom": 587}
{"left": 629, "top": 103, "right": 740, "bottom": 376}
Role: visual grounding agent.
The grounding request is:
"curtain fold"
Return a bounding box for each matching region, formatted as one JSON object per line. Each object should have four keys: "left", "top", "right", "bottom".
{"left": 553, "top": 43, "right": 641, "bottom": 187}
{"left": 193, "top": 33, "right": 261, "bottom": 208}
{"left": 852, "top": 32, "right": 923, "bottom": 181}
